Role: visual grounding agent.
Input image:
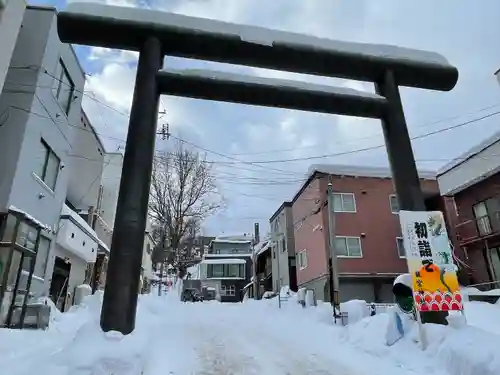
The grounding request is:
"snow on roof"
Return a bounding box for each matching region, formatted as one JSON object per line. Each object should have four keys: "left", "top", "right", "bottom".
{"left": 65, "top": 3, "right": 451, "bottom": 68}
{"left": 212, "top": 233, "right": 253, "bottom": 244}
{"left": 160, "top": 69, "right": 383, "bottom": 100}
{"left": 307, "top": 164, "right": 437, "bottom": 180}
{"left": 61, "top": 204, "right": 110, "bottom": 253}
{"left": 8, "top": 206, "right": 55, "bottom": 234}
{"left": 253, "top": 240, "right": 272, "bottom": 257}
{"left": 437, "top": 130, "right": 500, "bottom": 176}
{"left": 201, "top": 258, "right": 246, "bottom": 265}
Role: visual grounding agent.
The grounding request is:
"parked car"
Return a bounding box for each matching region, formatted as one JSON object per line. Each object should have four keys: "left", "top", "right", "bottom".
{"left": 181, "top": 288, "right": 203, "bottom": 302}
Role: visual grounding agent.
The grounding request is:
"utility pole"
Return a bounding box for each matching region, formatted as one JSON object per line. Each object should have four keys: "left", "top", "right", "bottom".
{"left": 252, "top": 223, "right": 260, "bottom": 300}
{"left": 327, "top": 183, "right": 341, "bottom": 323}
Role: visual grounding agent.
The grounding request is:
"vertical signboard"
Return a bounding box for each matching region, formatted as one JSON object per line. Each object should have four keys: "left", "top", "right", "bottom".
{"left": 399, "top": 210, "right": 463, "bottom": 312}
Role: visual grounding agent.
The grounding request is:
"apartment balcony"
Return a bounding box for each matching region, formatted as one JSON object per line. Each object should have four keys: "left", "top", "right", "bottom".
{"left": 456, "top": 212, "right": 500, "bottom": 245}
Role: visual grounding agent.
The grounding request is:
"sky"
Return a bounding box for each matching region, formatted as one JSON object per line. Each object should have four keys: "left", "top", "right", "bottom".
{"left": 31, "top": 0, "right": 500, "bottom": 236}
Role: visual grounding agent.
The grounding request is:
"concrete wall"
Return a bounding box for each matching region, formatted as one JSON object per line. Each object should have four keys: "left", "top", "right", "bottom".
{"left": 66, "top": 110, "right": 104, "bottom": 211}
{"left": 293, "top": 177, "right": 328, "bottom": 287}
{"left": 270, "top": 204, "right": 294, "bottom": 291}
{"left": 99, "top": 152, "right": 123, "bottom": 229}
{"left": 0, "top": 6, "right": 85, "bottom": 295}
{"left": 0, "top": 0, "right": 25, "bottom": 93}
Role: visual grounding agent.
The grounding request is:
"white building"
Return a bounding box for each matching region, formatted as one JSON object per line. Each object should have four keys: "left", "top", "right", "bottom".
{"left": 0, "top": 6, "right": 86, "bottom": 305}
{"left": 0, "top": 0, "right": 26, "bottom": 94}
{"left": 99, "top": 152, "right": 124, "bottom": 230}
{"left": 269, "top": 202, "right": 297, "bottom": 292}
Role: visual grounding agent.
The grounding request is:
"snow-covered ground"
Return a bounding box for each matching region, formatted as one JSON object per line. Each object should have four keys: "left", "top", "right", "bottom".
{"left": 1, "top": 289, "right": 500, "bottom": 375}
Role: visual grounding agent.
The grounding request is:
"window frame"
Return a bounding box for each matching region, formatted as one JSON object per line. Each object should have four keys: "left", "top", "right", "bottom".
{"left": 207, "top": 263, "right": 245, "bottom": 278}
{"left": 55, "top": 59, "right": 75, "bottom": 115}
{"left": 396, "top": 237, "right": 406, "bottom": 259}
{"left": 37, "top": 139, "right": 60, "bottom": 191}
{"left": 389, "top": 194, "right": 400, "bottom": 214}
{"left": 335, "top": 236, "right": 363, "bottom": 258}
{"left": 332, "top": 193, "right": 357, "bottom": 213}
{"left": 298, "top": 249, "right": 308, "bottom": 270}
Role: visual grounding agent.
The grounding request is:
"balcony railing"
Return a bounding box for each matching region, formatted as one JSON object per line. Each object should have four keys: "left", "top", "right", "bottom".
{"left": 456, "top": 211, "right": 500, "bottom": 244}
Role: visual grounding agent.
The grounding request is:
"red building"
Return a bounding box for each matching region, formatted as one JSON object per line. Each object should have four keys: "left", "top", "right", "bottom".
{"left": 292, "top": 164, "right": 441, "bottom": 303}
{"left": 438, "top": 132, "right": 500, "bottom": 289}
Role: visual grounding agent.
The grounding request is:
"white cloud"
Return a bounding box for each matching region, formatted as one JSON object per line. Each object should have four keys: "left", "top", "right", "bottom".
{"left": 79, "top": 0, "right": 500, "bottom": 234}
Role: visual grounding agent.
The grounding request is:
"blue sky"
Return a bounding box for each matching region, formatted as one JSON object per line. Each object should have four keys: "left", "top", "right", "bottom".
{"left": 34, "top": 0, "right": 500, "bottom": 236}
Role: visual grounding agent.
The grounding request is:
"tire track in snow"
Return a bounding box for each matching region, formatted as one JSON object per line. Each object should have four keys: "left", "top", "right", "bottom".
{"left": 181, "top": 305, "right": 352, "bottom": 375}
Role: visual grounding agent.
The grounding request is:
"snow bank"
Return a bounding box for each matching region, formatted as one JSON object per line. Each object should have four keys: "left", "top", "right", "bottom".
{"left": 340, "top": 299, "right": 368, "bottom": 324}
{"left": 341, "top": 301, "right": 500, "bottom": 375}
{"left": 254, "top": 293, "right": 500, "bottom": 375}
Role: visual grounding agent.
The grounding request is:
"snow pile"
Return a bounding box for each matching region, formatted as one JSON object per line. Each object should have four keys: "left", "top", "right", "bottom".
{"left": 255, "top": 291, "right": 500, "bottom": 375}
{"left": 340, "top": 299, "right": 368, "bottom": 324}
{"left": 2, "top": 285, "right": 500, "bottom": 375}
{"left": 341, "top": 300, "right": 500, "bottom": 375}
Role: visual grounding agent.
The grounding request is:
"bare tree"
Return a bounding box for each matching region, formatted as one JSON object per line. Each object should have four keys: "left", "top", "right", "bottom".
{"left": 149, "top": 140, "right": 220, "bottom": 266}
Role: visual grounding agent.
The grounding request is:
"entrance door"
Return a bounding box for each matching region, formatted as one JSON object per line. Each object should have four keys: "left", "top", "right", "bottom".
{"left": 49, "top": 257, "right": 71, "bottom": 312}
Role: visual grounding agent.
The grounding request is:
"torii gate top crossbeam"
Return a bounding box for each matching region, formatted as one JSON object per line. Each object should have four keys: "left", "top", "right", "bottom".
{"left": 57, "top": 3, "right": 458, "bottom": 92}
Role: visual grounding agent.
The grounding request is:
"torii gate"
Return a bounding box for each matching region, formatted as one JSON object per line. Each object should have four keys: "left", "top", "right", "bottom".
{"left": 57, "top": 2, "right": 458, "bottom": 335}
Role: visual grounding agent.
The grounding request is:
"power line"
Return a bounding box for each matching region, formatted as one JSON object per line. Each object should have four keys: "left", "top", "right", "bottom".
{"left": 227, "top": 102, "right": 500, "bottom": 156}
{"left": 7, "top": 71, "right": 500, "bottom": 174}
{"left": 191, "top": 109, "right": 500, "bottom": 165}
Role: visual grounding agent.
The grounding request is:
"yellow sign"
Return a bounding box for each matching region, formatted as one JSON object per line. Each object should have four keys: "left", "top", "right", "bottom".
{"left": 399, "top": 211, "right": 463, "bottom": 312}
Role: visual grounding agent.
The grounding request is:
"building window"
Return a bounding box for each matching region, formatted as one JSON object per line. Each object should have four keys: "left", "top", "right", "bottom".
{"left": 17, "top": 222, "right": 38, "bottom": 251}
{"left": 36, "top": 139, "right": 60, "bottom": 191}
{"left": 220, "top": 285, "right": 236, "bottom": 296}
{"left": 389, "top": 195, "right": 400, "bottom": 214}
{"left": 207, "top": 264, "right": 245, "bottom": 278}
{"left": 332, "top": 193, "right": 356, "bottom": 213}
{"left": 335, "top": 237, "right": 362, "bottom": 257}
{"left": 212, "top": 264, "right": 224, "bottom": 278}
{"left": 473, "top": 201, "right": 493, "bottom": 236}
{"left": 396, "top": 237, "right": 406, "bottom": 258}
{"left": 54, "top": 59, "right": 75, "bottom": 115}
{"left": 281, "top": 237, "right": 286, "bottom": 252}
{"left": 298, "top": 249, "right": 307, "bottom": 270}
